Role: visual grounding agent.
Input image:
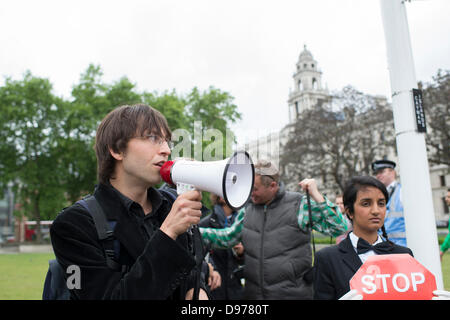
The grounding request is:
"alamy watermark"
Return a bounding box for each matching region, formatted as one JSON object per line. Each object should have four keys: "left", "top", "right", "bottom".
{"left": 66, "top": 265, "right": 81, "bottom": 290}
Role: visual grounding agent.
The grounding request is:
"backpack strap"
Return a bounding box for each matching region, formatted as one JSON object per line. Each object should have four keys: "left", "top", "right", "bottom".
{"left": 77, "top": 195, "right": 121, "bottom": 271}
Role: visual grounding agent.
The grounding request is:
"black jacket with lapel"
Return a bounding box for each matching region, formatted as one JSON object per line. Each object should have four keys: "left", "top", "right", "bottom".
{"left": 313, "top": 235, "right": 413, "bottom": 300}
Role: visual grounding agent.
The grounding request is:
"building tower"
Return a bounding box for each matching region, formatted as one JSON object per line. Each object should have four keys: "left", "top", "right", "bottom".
{"left": 287, "top": 45, "right": 330, "bottom": 123}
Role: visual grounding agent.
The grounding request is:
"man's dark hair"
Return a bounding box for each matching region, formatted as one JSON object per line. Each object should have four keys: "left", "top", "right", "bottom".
{"left": 95, "top": 104, "right": 171, "bottom": 184}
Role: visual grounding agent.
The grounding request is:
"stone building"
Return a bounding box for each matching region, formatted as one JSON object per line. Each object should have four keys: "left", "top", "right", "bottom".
{"left": 243, "top": 45, "right": 449, "bottom": 221}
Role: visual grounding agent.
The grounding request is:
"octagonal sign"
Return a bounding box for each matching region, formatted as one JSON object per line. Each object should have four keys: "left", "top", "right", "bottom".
{"left": 350, "top": 254, "right": 437, "bottom": 300}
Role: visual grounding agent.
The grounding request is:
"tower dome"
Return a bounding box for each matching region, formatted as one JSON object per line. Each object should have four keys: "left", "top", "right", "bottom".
{"left": 299, "top": 44, "right": 313, "bottom": 61}
{"left": 288, "top": 45, "right": 330, "bottom": 123}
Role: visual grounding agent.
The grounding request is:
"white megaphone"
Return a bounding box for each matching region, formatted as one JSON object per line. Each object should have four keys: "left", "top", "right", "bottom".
{"left": 160, "top": 151, "right": 254, "bottom": 210}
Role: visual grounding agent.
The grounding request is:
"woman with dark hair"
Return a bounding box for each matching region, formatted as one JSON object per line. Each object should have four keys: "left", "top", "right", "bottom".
{"left": 313, "top": 176, "right": 413, "bottom": 300}
{"left": 313, "top": 176, "right": 450, "bottom": 300}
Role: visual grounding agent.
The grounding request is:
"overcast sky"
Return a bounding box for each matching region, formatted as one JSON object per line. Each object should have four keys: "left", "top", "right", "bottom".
{"left": 1, "top": 0, "right": 449, "bottom": 145}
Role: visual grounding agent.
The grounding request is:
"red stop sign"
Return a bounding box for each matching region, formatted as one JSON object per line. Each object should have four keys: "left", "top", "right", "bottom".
{"left": 350, "top": 254, "right": 437, "bottom": 300}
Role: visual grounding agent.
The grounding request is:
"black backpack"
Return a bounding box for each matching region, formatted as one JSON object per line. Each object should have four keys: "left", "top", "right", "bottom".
{"left": 42, "top": 195, "right": 120, "bottom": 300}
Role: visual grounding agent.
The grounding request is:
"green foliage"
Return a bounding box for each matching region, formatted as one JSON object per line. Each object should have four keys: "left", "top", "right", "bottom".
{"left": 186, "top": 86, "right": 241, "bottom": 131}
{"left": 142, "top": 89, "right": 187, "bottom": 130}
{"left": 186, "top": 86, "right": 241, "bottom": 160}
{"left": 0, "top": 72, "right": 68, "bottom": 236}
{"left": 0, "top": 64, "right": 241, "bottom": 231}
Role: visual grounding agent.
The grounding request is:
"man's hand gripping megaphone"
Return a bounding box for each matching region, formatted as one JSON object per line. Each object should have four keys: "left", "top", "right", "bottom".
{"left": 159, "top": 158, "right": 203, "bottom": 240}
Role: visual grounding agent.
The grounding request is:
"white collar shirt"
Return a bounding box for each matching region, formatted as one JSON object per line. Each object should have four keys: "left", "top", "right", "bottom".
{"left": 349, "top": 232, "right": 384, "bottom": 264}
{"left": 387, "top": 181, "right": 396, "bottom": 194}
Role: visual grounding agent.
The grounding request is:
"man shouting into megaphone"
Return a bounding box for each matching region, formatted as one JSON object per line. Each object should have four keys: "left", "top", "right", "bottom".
{"left": 50, "top": 104, "right": 208, "bottom": 300}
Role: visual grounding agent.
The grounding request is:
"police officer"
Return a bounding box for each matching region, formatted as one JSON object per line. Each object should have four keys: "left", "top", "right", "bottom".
{"left": 371, "top": 159, "right": 406, "bottom": 246}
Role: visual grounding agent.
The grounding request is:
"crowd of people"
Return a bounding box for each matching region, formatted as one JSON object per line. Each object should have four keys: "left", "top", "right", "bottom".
{"left": 49, "top": 104, "right": 450, "bottom": 300}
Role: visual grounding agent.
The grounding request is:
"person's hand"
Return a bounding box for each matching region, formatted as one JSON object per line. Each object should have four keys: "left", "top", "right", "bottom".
{"left": 432, "top": 290, "right": 450, "bottom": 300}
{"left": 232, "top": 242, "right": 245, "bottom": 257}
{"left": 160, "top": 190, "right": 202, "bottom": 240}
{"left": 209, "top": 270, "right": 222, "bottom": 291}
{"left": 207, "top": 263, "right": 222, "bottom": 290}
{"left": 299, "top": 178, "right": 324, "bottom": 203}
{"left": 339, "top": 289, "right": 363, "bottom": 300}
{"left": 440, "top": 250, "right": 444, "bottom": 261}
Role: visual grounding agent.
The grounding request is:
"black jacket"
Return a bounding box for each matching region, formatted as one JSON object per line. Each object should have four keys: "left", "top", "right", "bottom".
{"left": 50, "top": 183, "right": 197, "bottom": 300}
{"left": 199, "top": 205, "right": 244, "bottom": 300}
{"left": 313, "top": 235, "right": 413, "bottom": 300}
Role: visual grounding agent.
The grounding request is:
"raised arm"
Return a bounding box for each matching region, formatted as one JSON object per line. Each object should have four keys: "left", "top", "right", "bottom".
{"left": 199, "top": 208, "right": 245, "bottom": 249}
{"left": 297, "top": 178, "right": 348, "bottom": 237}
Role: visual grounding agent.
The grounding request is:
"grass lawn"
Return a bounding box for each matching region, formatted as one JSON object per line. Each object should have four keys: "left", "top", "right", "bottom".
{"left": 0, "top": 253, "right": 55, "bottom": 300}
{"left": 0, "top": 252, "right": 449, "bottom": 299}
{"left": 442, "top": 254, "right": 450, "bottom": 291}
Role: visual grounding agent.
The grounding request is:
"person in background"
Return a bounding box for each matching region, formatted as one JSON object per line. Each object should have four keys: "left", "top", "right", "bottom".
{"left": 313, "top": 176, "right": 449, "bottom": 300}
{"left": 372, "top": 159, "right": 406, "bottom": 246}
{"left": 334, "top": 194, "right": 352, "bottom": 244}
{"left": 440, "top": 188, "right": 450, "bottom": 261}
{"left": 199, "top": 193, "right": 244, "bottom": 300}
{"left": 200, "top": 160, "right": 347, "bottom": 300}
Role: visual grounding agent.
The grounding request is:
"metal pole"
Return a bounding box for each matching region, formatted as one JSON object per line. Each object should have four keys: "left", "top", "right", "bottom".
{"left": 379, "top": 0, "right": 443, "bottom": 289}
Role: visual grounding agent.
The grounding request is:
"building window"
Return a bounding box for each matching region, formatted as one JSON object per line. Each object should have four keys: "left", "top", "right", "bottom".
{"left": 440, "top": 175, "right": 446, "bottom": 187}
{"left": 443, "top": 197, "right": 449, "bottom": 214}
{"left": 298, "top": 80, "right": 303, "bottom": 91}
{"left": 311, "top": 63, "right": 315, "bottom": 68}
{"left": 312, "top": 78, "right": 317, "bottom": 90}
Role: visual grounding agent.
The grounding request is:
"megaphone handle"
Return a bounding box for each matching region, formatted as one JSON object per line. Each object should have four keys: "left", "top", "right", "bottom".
{"left": 176, "top": 182, "right": 196, "bottom": 195}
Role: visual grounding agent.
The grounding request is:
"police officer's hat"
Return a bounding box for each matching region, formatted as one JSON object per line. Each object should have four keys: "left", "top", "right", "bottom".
{"left": 371, "top": 159, "right": 396, "bottom": 173}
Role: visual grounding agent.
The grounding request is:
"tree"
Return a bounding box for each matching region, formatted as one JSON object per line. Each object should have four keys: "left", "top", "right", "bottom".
{"left": 142, "top": 89, "right": 188, "bottom": 131}
{"left": 185, "top": 86, "right": 241, "bottom": 161}
{"left": 62, "top": 65, "right": 144, "bottom": 203}
{"left": 420, "top": 69, "right": 450, "bottom": 167}
{"left": 0, "top": 65, "right": 243, "bottom": 236}
{"left": 280, "top": 85, "right": 395, "bottom": 193}
{"left": 0, "top": 72, "right": 67, "bottom": 241}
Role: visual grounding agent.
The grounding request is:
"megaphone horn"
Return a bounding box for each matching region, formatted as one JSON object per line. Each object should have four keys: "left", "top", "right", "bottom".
{"left": 160, "top": 151, "right": 255, "bottom": 210}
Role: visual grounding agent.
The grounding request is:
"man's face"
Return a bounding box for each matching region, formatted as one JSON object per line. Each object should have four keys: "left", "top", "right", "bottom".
{"left": 116, "top": 131, "right": 171, "bottom": 188}
{"left": 335, "top": 196, "right": 345, "bottom": 214}
{"left": 251, "top": 175, "right": 278, "bottom": 205}
{"left": 445, "top": 191, "right": 450, "bottom": 207}
{"left": 375, "top": 168, "right": 395, "bottom": 187}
